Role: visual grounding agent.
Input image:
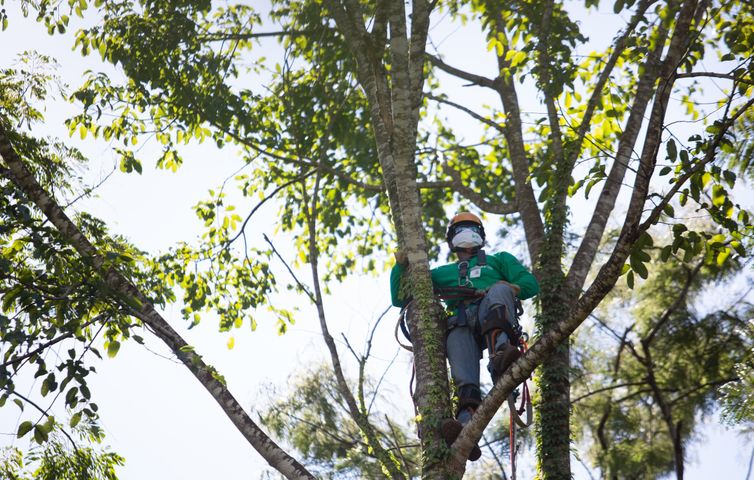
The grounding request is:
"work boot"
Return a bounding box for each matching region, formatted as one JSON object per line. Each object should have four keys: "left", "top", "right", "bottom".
{"left": 491, "top": 343, "right": 522, "bottom": 382}
{"left": 441, "top": 418, "right": 482, "bottom": 461}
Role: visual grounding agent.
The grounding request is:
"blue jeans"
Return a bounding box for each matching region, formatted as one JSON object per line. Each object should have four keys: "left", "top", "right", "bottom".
{"left": 446, "top": 283, "right": 520, "bottom": 423}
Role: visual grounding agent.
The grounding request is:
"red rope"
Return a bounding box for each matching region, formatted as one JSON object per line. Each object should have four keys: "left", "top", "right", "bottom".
{"left": 509, "top": 337, "right": 531, "bottom": 480}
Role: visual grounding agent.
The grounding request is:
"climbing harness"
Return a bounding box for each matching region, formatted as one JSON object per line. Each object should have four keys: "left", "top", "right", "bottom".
{"left": 393, "top": 249, "right": 533, "bottom": 473}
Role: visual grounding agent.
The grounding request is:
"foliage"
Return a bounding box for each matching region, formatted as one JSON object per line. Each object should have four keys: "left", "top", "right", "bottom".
{"left": 0, "top": 423, "right": 123, "bottom": 480}
{"left": 572, "top": 245, "right": 753, "bottom": 478}
{"left": 720, "top": 316, "right": 754, "bottom": 425}
{"left": 259, "top": 365, "right": 421, "bottom": 479}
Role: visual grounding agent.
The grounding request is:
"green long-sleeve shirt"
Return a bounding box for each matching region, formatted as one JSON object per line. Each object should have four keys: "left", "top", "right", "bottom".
{"left": 390, "top": 251, "right": 539, "bottom": 309}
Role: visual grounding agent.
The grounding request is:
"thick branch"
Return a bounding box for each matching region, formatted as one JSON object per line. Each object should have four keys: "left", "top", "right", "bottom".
{"left": 567, "top": 14, "right": 670, "bottom": 292}
{"left": 491, "top": 24, "right": 545, "bottom": 264}
{"left": 427, "top": 55, "right": 498, "bottom": 89}
{"left": 571, "top": 0, "right": 655, "bottom": 155}
{"left": 0, "top": 123, "right": 315, "bottom": 480}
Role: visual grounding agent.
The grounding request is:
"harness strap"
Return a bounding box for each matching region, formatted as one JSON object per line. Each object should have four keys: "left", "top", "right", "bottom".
{"left": 477, "top": 249, "right": 486, "bottom": 266}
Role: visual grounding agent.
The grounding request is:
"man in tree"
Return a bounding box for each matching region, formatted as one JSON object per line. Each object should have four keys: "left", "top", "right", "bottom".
{"left": 391, "top": 212, "right": 539, "bottom": 460}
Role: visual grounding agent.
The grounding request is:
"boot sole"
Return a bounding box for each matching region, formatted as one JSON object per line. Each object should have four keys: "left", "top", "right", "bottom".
{"left": 441, "top": 419, "right": 482, "bottom": 461}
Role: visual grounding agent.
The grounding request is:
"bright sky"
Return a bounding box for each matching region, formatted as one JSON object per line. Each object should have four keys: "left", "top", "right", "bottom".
{"left": 1, "top": 3, "right": 752, "bottom": 480}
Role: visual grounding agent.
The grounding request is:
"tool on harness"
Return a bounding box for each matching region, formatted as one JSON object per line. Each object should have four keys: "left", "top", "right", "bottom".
{"left": 450, "top": 250, "right": 487, "bottom": 327}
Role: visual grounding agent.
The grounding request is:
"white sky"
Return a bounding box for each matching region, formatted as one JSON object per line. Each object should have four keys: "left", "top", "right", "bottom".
{"left": 1, "top": 2, "right": 752, "bottom": 480}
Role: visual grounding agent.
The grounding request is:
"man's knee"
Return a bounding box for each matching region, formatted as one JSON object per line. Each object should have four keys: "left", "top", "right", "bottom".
{"left": 480, "top": 305, "right": 520, "bottom": 346}
{"left": 487, "top": 282, "right": 516, "bottom": 302}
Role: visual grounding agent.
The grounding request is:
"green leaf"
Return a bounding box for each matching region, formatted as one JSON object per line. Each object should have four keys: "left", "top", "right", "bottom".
{"left": 659, "top": 166, "right": 672, "bottom": 176}
{"left": 66, "top": 387, "right": 79, "bottom": 406}
{"left": 70, "top": 412, "right": 82, "bottom": 428}
{"left": 106, "top": 340, "right": 121, "bottom": 358}
{"left": 630, "top": 253, "right": 649, "bottom": 279}
{"left": 34, "top": 424, "right": 48, "bottom": 444}
{"left": 722, "top": 170, "right": 736, "bottom": 188}
{"left": 712, "top": 184, "right": 726, "bottom": 207}
{"left": 660, "top": 245, "right": 672, "bottom": 262}
{"left": 702, "top": 172, "right": 712, "bottom": 188}
{"left": 626, "top": 270, "right": 635, "bottom": 289}
{"left": 673, "top": 224, "right": 687, "bottom": 236}
{"left": 17, "top": 421, "right": 33, "bottom": 438}
{"left": 716, "top": 248, "right": 731, "bottom": 266}
{"left": 666, "top": 139, "right": 677, "bottom": 161}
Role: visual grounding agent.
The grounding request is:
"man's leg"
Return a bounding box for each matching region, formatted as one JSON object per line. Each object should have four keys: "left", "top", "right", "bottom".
{"left": 478, "top": 283, "right": 522, "bottom": 382}
{"left": 446, "top": 322, "right": 482, "bottom": 420}
{"left": 444, "top": 315, "right": 482, "bottom": 460}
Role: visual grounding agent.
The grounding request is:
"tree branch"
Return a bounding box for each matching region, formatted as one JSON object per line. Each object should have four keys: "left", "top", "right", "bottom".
{"left": 0, "top": 122, "right": 316, "bottom": 480}
{"left": 427, "top": 93, "right": 505, "bottom": 134}
{"left": 566, "top": 12, "right": 669, "bottom": 292}
{"left": 302, "top": 162, "right": 405, "bottom": 478}
{"left": 642, "top": 260, "right": 703, "bottom": 346}
{"left": 0, "top": 317, "right": 101, "bottom": 370}
{"left": 427, "top": 54, "right": 499, "bottom": 89}
{"left": 677, "top": 71, "right": 754, "bottom": 86}
{"left": 571, "top": 381, "right": 647, "bottom": 404}
{"left": 197, "top": 30, "right": 311, "bottom": 42}
{"left": 441, "top": 161, "right": 518, "bottom": 215}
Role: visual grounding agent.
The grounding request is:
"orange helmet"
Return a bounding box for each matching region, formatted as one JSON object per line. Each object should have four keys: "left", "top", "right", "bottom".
{"left": 446, "top": 212, "right": 486, "bottom": 250}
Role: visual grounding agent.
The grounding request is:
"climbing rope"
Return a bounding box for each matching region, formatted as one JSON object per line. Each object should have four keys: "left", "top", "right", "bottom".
{"left": 395, "top": 300, "right": 414, "bottom": 352}
{"left": 507, "top": 336, "right": 533, "bottom": 480}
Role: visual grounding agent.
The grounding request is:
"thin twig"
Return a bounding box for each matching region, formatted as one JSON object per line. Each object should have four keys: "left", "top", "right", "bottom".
{"left": 8, "top": 390, "right": 79, "bottom": 452}
{"left": 262, "top": 233, "right": 316, "bottom": 303}
{"left": 0, "top": 317, "right": 100, "bottom": 369}
{"left": 226, "top": 172, "right": 314, "bottom": 248}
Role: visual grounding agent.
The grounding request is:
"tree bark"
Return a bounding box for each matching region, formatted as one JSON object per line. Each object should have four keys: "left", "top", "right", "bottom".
{"left": 323, "top": 2, "right": 457, "bottom": 477}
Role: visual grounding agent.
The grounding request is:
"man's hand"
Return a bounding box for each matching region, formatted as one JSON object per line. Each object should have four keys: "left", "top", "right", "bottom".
{"left": 497, "top": 280, "right": 521, "bottom": 297}
{"left": 394, "top": 250, "right": 408, "bottom": 266}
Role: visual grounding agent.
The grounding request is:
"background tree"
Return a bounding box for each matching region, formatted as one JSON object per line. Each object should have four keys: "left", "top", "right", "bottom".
{"left": 571, "top": 242, "right": 753, "bottom": 479}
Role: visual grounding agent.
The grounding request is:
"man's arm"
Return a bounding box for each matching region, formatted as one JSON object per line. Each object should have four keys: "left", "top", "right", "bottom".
{"left": 390, "top": 252, "right": 408, "bottom": 307}
{"left": 496, "top": 252, "right": 539, "bottom": 300}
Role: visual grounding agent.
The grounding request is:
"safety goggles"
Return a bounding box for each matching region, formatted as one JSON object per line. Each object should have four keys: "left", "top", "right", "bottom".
{"left": 453, "top": 224, "right": 482, "bottom": 235}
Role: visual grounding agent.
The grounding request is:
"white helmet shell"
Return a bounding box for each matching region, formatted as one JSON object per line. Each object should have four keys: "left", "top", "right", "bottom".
{"left": 451, "top": 230, "right": 484, "bottom": 249}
